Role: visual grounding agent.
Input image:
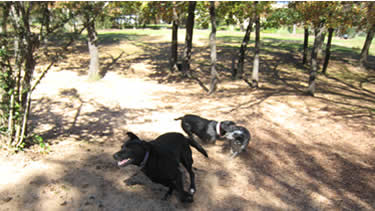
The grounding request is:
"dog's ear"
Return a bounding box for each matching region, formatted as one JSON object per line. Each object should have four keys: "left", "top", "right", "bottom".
{"left": 127, "top": 132, "right": 140, "bottom": 140}
{"left": 221, "top": 121, "right": 236, "bottom": 129}
{"left": 228, "top": 121, "right": 236, "bottom": 126}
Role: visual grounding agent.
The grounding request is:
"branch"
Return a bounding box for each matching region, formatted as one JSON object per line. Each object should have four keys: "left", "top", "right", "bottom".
{"left": 31, "top": 26, "right": 87, "bottom": 93}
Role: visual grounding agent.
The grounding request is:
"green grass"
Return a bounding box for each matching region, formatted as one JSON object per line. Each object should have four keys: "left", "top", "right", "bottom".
{"left": 94, "top": 27, "right": 374, "bottom": 57}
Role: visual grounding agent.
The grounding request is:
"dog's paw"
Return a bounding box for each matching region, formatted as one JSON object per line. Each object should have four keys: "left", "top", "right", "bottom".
{"left": 183, "top": 194, "right": 194, "bottom": 203}
{"left": 180, "top": 192, "right": 194, "bottom": 203}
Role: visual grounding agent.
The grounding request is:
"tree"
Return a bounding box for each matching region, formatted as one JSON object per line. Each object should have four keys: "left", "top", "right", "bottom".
{"left": 303, "top": 27, "right": 309, "bottom": 65}
{"left": 81, "top": 2, "right": 107, "bottom": 81}
{"left": 322, "top": 2, "right": 357, "bottom": 74}
{"left": 307, "top": 22, "right": 326, "bottom": 96}
{"left": 289, "top": 2, "right": 314, "bottom": 65}
{"left": 226, "top": 2, "right": 254, "bottom": 79}
{"left": 181, "top": 1, "right": 196, "bottom": 76}
{"left": 170, "top": 1, "right": 179, "bottom": 72}
{"left": 251, "top": 1, "right": 261, "bottom": 88}
{"left": 233, "top": 18, "right": 253, "bottom": 80}
{"left": 359, "top": 2, "right": 375, "bottom": 68}
{"left": 0, "top": 2, "right": 10, "bottom": 34}
{"left": 322, "top": 27, "right": 334, "bottom": 74}
{"left": 227, "top": 2, "right": 271, "bottom": 80}
{"left": 291, "top": 2, "right": 344, "bottom": 96}
{"left": 208, "top": 1, "right": 219, "bottom": 95}
{"left": 0, "top": 2, "right": 86, "bottom": 148}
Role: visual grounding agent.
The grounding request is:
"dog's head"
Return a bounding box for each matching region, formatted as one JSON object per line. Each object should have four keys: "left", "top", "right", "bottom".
{"left": 225, "top": 126, "right": 251, "bottom": 157}
{"left": 113, "top": 132, "right": 150, "bottom": 167}
{"left": 219, "top": 121, "right": 236, "bottom": 136}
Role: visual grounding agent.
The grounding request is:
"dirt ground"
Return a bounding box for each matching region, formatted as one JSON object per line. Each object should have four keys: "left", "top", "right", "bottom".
{"left": 1, "top": 31, "right": 375, "bottom": 211}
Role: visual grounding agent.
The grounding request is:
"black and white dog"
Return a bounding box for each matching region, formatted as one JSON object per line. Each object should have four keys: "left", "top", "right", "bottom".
{"left": 175, "top": 114, "right": 235, "bottom": 145}
{"left": 224, "top": 125, "right": 251, "bottom": 158}
{"left": 175, "top": 114, "right": 251, "bottom": 158}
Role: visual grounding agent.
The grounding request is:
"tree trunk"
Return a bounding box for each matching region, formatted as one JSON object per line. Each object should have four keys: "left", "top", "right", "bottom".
{"left": 181, "top": 1, "right": 196, "bottom": 76}
{"left": 87, "top": 17, "right": 101, "bottom": 81}
{"left": 1, "top": 3, "right": 10, "bottom": 34}
{"left": 322, "top": 27, "right": 334, "bottom": 75}
{"left": 251, "top": 13, "right": 260, "bottom": 88}
{"left": 208, "top": 1, "right": 218, "bottom": 95}
{"left": 170, "top": 1, "right": 179, "bottom": 72}
{"left": 359, "top": 24, "right": 375, "bottom": 68}
{"left": 233, "top": 17, "right": 253, "bottom": 79}
{"left": 307, "top": 23, "right": 326, "bottom": 96}
{"left": 292, "top": 24, "right": 296, "bottom": 34}
{"left": 303, "top": 27, "right": 309, "bottom": 64}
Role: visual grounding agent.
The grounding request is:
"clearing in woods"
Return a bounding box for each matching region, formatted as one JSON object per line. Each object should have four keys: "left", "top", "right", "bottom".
{"left": 0, "top": 29, "right": 374, "bottom": 210}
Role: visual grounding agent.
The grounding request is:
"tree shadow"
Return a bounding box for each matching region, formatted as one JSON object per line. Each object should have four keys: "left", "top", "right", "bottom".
{"left": 29, "top": 88, "right": 155, "bottom": 143}
{"left": 232, "top": 125, "right": 375, "bottom": 210}
{"left": 6, "top": 151, "right": 179, "bottom": 211}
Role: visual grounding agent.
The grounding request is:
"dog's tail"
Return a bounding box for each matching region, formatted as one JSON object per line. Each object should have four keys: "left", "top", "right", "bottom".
{"left": 174, "top": 116, "right": 184, "bottom": 121}
{"left": 187, "top": 138, "right": 208, "bottom": 158}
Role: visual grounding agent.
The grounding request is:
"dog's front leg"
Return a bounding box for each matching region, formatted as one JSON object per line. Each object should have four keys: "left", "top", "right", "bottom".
{"left": 162, "top": 186, "right": 173, "bottom": 201}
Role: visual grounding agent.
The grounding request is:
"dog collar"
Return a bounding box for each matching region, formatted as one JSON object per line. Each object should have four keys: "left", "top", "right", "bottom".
{"left": 216, "top": 121, "right": 221, "bottom": 136}
{"left": 140, "top": 151, "right": 149, "bottom": 168}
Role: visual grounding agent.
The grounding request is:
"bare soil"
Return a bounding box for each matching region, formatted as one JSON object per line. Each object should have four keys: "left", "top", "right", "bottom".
{"left": 1, "top": 30, "right": 375, "bottom": 211}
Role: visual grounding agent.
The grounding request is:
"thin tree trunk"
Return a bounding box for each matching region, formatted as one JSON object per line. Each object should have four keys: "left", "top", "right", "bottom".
{"left": 322, "top": 27, "right": 334, "bottom": 75}
{"left": 251, "top": 10, "right": 260, "bottom": 88}
{"left": 359, "top": 24, "right": 375, "bottom": 68}
{"left": 307, "top": 23, "right": 326, "bottom": 96}
{"left": 87, "top": 17, "right": 101, "bottom": 81}
{"left": 209, "top": 1, "right": 218, "bottom": 95}
{"left": 7, "top": 93, "right": 15, "bottom": 145}
{"left": 1, "top": 3, "right": 10, "bottom": 34}
{"left": 170, "top": 1, "right": 179, "bottom": 72}
{"left": 233, "top": 18, "right": 253, "bottom": 79}
{"left": 16, "top": 92, "right": 32, "bottom": 147}
{"left": 303, "top": 27, "right": 309, "bottom": 64}
{"left": 182, "top": 1, "right": 196, "bottom": 76}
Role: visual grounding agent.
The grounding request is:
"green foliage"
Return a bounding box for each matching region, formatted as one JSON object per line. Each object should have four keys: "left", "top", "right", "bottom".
{"left": 0, "top": 2, "right": 88, "bottom": 150}
{"left": 195, "top": 2, "right": 210, "bottom": 29}
{"left": 32, "top": 134, "right": 50, "bottom": 152}
{"left": 264, "top": 7, "right": 300, "bottom": 29}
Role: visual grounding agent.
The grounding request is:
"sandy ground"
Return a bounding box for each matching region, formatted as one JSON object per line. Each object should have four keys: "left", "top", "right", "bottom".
{"left": 1, "top": 31, "right": 375, "bottom": 210}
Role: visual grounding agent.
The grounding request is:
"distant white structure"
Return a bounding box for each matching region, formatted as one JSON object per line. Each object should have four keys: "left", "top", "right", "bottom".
{"left": 272, "top": 1, "right": 289, "bottom": 9}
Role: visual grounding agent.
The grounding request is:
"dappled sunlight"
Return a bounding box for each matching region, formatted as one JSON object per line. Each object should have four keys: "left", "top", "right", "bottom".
{"left": 1, "top": 28, "right": 375, "bottom": 210}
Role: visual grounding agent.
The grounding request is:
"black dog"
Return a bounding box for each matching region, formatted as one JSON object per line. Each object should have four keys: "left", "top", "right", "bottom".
{"left": 175, "top": 114, "right": 235, "bottom": 145}
{"left": 113, "top": 132, "right": 208, "bottom": 203}
{"left": 224, "top": 125, "right": 251, "bottom": 158}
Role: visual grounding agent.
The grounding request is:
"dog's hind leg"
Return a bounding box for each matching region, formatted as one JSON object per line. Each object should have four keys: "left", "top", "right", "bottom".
{"left": 182, "top": 122, "right": 198, "bottom": 143}
{"left": 181, "top": 150, "right": 196, "bottom": 194}
{"left": 175, "top": 170, "right": 193, "bottom": 203}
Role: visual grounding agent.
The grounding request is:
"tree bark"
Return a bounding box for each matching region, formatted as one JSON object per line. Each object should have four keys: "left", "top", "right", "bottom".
{"left": 322, "top": 27, "right": 334, "bottom": 75}
{"left": 303, "top": 27, "right": 309, "bottom": 65}
{"left": 307, "top": 23, "right": 326, "bottom": 96}
{"left": 1, "top": 3, "right": 10, "bottom": 34}
{"left": 170, "top": 1, "right": 179, "bottom": 72}
{"left": 208, "top": 1, "right": 218, "bottom": 95}
{"left": 359, "top": 24, "right": 375, "bottom": 68}
{"left": 181, "top": 1, "right": 196, "bottom": 76}
{"left": 86, "top": 15, "right": 101, "bottom": 81}
{"left": 233, "top": 18, "right": 253, "bottom": 79}
{"left": 251, "top": 10, "right": 260, "bottom": 88}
